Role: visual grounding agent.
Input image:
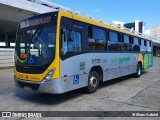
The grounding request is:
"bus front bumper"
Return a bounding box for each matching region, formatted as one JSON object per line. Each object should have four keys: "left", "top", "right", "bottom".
{"left": 14, "top": 77, "right": 62, "bottom": 94}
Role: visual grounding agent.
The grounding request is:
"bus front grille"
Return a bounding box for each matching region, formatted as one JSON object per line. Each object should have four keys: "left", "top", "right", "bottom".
{"left": 17, "top": 81, "right": 39, "bottom": 91}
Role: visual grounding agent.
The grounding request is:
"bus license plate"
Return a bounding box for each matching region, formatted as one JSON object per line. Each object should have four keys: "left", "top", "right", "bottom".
{"left": 24, "top": 86, "right": 32, "bottom": 91}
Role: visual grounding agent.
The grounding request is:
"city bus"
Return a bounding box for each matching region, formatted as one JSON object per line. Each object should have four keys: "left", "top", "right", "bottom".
{"left": 14, "top": 11, "right": 153, "bottom": 94}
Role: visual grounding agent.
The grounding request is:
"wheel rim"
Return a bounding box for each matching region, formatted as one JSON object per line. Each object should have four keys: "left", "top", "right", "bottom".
{"left": 89, "top": 76, "right": 97, "bottom": 88}
{"left": 138, "top": 67, "right": 141, "bottom": 75}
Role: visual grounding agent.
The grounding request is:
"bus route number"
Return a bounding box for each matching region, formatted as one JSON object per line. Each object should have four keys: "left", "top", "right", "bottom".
{"left": 92, "top": 59, "right": 101, "bottom": 64}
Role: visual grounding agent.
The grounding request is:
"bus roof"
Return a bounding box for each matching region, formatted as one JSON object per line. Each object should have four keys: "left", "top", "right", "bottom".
{"left": 20, "top": 10, "right": 151, "bottom": 41}
{"left": 58, "top": 10, "right": 151, "bottom": 41}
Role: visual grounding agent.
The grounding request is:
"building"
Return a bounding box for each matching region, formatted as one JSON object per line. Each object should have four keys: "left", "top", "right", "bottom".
{"left": 0, "top": 0, "right": 72, "bottom": 48}
{"left": 124, "top": 20, "right": 145, "bottom": 34}
{"left": 150, "top": 26, "right": 160, "bottom": 41}
{"left": 113, "top": 21, "right": 160, "bottom": 56}
{"left": 112, "top": 20, "right": 145, "bottom": 34}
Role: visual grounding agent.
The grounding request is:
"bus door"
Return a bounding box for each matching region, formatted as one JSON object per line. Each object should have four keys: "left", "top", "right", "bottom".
{"left": 60, "top": 18, "right": 87, "bottom": 91}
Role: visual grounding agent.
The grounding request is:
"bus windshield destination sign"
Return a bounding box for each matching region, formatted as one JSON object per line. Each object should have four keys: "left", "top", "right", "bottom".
{"left": 20, "top": 16, "right": 52, "bottom": 28}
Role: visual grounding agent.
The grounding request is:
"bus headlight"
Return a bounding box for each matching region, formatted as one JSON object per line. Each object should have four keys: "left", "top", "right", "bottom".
{"left": 43, "top": 69, "right": 55, "bottom": 82}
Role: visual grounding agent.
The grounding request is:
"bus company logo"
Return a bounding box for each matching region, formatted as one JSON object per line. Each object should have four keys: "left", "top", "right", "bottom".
{"left": 92, "top": 59, "right": 101, "bottom": 64}
{"left": 2, "top": 112, "right": 12, "bottom": 117}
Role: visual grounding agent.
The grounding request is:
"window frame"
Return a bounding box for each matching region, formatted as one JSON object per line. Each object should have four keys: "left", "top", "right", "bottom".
{"left": 88, "top": 25, "right": 107, "bottom": 51}
{"left": 109, "top": 31, "right": 119, "bottom": 42}
{"left": 121, "top": 34, "right": 133, "bottom": 52}
{"left": 61, "top": 27, "right": 83, "bottom": 54}
{"left": 123, "top": 34, "right": 130, "bottom": 44}
{"left": 133, "top": 37, "right": 139, "bottom": 45}
{"left": 108, "top": 30, "right": 121, "bottom": 51}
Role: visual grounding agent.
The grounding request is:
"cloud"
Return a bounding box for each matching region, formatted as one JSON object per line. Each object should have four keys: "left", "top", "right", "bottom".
{"left": 144, "top": 29, "right": 150, "bottom": 35}
{"left": 94, "top": 9, "right": 102, "bottom": 12}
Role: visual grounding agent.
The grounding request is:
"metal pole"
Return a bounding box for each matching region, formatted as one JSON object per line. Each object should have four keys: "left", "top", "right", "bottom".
{"left": 4, "top": 28, "right": 16, "bottom": 47}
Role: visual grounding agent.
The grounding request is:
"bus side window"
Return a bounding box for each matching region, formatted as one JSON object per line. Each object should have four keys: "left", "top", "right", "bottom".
{"left": 88, "top": 26, "right": 106, "bottom": 51}
{"left": 140, "top": 39, "right": 146, "bottom": 52}
{"left": 69, "top": 31, "right": 82, "bottom": 52}
{"left": 147, "top": 40, "right": 152, "bottom": 52}
{"left": 122, "top": 34, "right": 132, "bottom": 51}
{"left": 108, "top": 31, "right": 121, "bottom": 51}
{"left": 93, "top": 28, "right": 106, "bottom": 51}
{"left": 132, "top": 37, "right": 140, "bottom": 52}
{"left": 61, "top": 28, "right": 82, "bottom": 55}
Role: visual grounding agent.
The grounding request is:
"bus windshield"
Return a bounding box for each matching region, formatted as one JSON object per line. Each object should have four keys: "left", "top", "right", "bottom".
{"left": 15, "top": 26, "right": 56, "bottom": 67}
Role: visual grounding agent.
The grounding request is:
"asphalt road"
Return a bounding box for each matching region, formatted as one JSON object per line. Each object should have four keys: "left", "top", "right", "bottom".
{"left": 0, "top": 57, "right": 160, "bottom": 120}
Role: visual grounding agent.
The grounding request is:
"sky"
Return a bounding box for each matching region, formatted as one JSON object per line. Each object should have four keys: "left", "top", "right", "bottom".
{"left": 51, "top": 0, "right": 160, "bottom": 35}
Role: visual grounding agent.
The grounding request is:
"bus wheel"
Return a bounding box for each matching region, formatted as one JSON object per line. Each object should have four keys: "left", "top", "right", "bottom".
{"left": 86, "top": 71, "right": 99, "bottom": 93}
{"left": 135, "top": 64, "right": 142, "bottom": 78}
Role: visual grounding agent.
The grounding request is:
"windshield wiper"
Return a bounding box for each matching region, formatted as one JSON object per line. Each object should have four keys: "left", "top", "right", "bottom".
{"left": 19, "top": 29, "right": 31, "bottom": 53}
{"left": 32, "top": 26, "right": 43, "bottom": 43}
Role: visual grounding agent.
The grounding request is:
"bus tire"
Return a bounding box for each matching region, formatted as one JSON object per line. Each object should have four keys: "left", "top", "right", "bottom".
{"left": 86, "top": 71, "right": 99, "bottom": 94}
{"left": 135, "top": 63, "right": 142, "bottom": 78}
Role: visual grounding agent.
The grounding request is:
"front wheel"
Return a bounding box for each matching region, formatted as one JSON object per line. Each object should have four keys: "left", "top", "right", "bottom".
{"left": 86, "top": 71, "right": 99, "bottom": 94}
{"left": 135, "top": 64, "right": 142, "bottom": 78}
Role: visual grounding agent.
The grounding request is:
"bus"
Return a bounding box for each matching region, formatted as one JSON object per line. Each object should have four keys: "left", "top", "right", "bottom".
{"left": 14, "top": 11, "right": 153, "bottom": 94}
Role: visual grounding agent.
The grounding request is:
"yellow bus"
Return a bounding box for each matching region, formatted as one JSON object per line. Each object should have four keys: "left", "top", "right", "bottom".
{"left": 14, "top": 11, "right": 153, "bottom": 94}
